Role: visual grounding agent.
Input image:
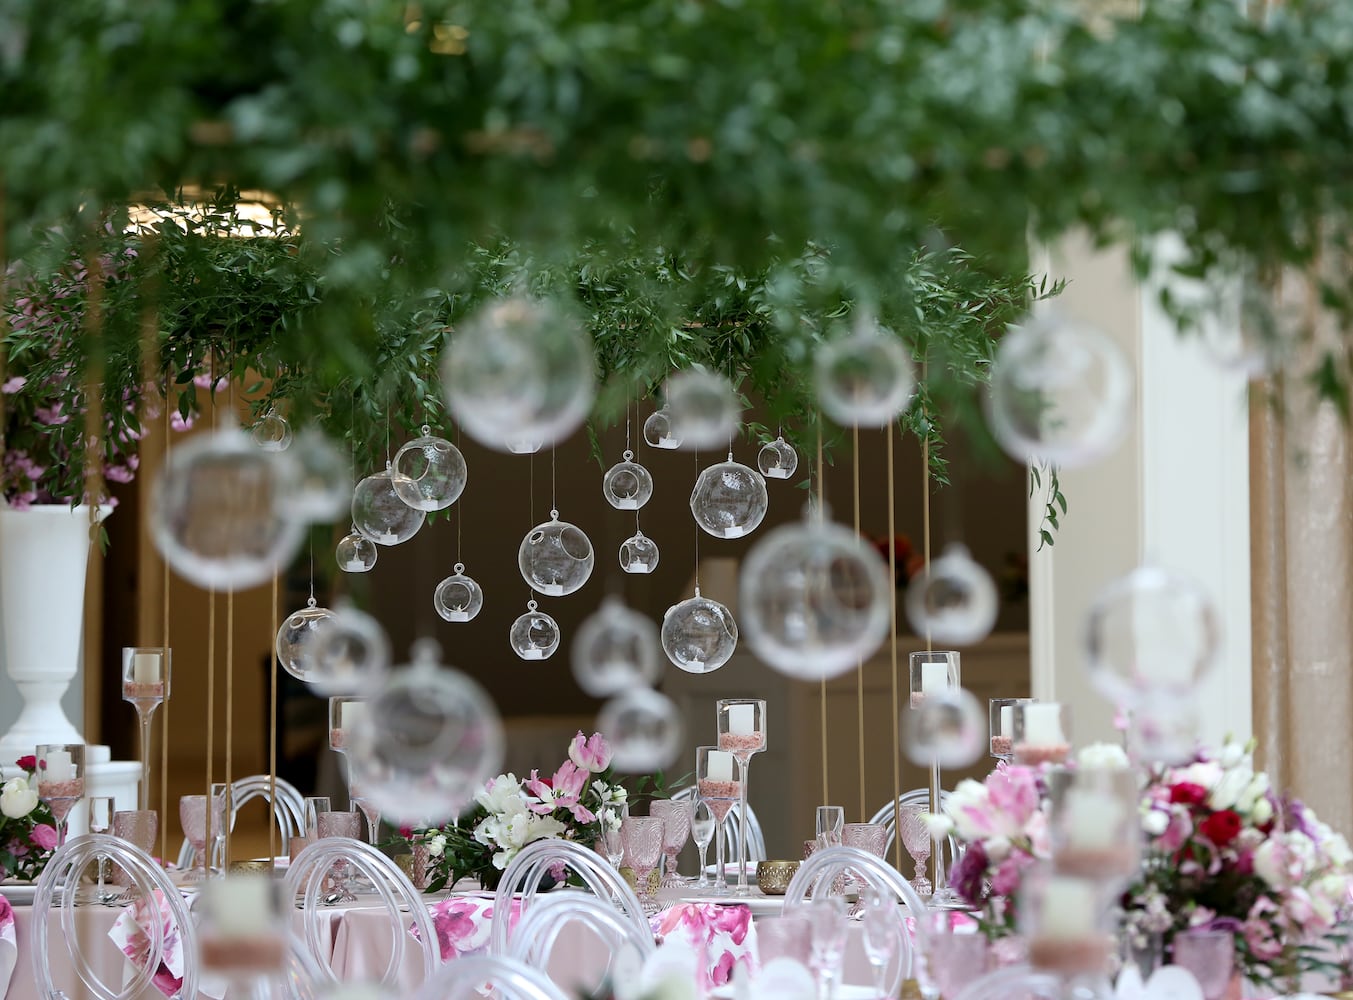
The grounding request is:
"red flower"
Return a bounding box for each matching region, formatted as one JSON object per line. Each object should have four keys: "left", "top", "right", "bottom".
{"left": 399, "top": 826, "right": 414, "bottom": 839}
{"left": 14, "top": 755, "right": 35, "bottom": 772}
{"left": 1169, "top": 782, "right": 1209, "bottom": 806}
{"left": 1199, "top": 809, "right": 1243, "bottom": 847}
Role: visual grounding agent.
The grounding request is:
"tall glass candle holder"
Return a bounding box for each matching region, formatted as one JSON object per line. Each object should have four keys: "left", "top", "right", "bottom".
{"left": 989, "top": 697, "right": 1035, "bottom": 763}
{"left": 1020, "top": 865, "right": 1116, "bottom": 990}
{"left": 908, "top": 651, "right": 959, "bottom": 905}
{"left": 198, "top": 875, "right": 288, "bottom": 983}
{"left": 695, "top": 745, "right": 741, "bottom": 898}
{"left": 36, "top": 743, "right": 85, "bottom": 848}
{"left": 716, "top": 698, "right": 766, "bottom": 897}
{"left": 1047, "top": 767, "right": 1140, "bottom": 884}
{"left": 122, "top": 647, "right": 171, "bottom": 811}
{"left": 1012, "top": 702, "right": 1072, "bottom": 766}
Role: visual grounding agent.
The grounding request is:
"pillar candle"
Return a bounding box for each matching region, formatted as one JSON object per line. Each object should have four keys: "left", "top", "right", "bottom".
{"left": 133, "top": 653, "right": 161, "bottom": 683}
{"left": 208, "top": 876, "right": 276, "bottom": 937}
{"left": 340, "top": 701, "right": 365, "bottom": 731}
{"left": 728, "top": 704, "right": 756, "bottom": 735}
{"left": 708, "top": 750, "right": 735, "bottom": 782}
{"left": 1063, "top": 790, "right": 1123, "bottom": 850}
{"left": 43, "top": 749, "right": 73, "bottom": 781}
{"left": 1021, "top": 703, "right": 1065, "bottom": 745}
{"left": 921, "top": 661, "right": 951, "bottom": 693}
{"left": 1039, "top": 877, "right": 1099, "bottom": 939}
{"left": 1000, "top": 705, "right": 1014, "bottom": 737}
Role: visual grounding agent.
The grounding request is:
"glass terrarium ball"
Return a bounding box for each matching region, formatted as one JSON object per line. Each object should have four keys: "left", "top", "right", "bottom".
{"left": 345, "top": 639, "right": 504, "bottom": 826}
{"left": 336, "top": 528, "right": 378, "bottom": 573}
{"left": 570, "top": 597, "right": 662, "bottom": 697}
{"left": 597, "top": 688, "right": 684, "bottom": 773}
{"left": 661, "top": 593, "right": 739, "bottom": 673}
{"left": 275, "top": 598, "right": 337, "bottom": 682}
{"left": 902, "top": 687, "right": 986, "bottom": 769}
{"left": 985, "top": 312, "right": 1133, "bottom": 468}
{"left": 1123, "top": 694, "right": 1199, "bottom": 766}
{"left": 619, "top": 530, "right": 659, "bottom": 574}
{"left": 305, "top": 603, "right": 391, "bottom": 696}
{"left": 814, "top": 318, "right": 916, "bottom": 427}
{"left": 510, "top": 601, "right": 561, "bottom": 660}
{"left": 282, "top": 428, "right": 352, "bottom": 523}
{"left": 690, "top": 460, "right": 769, "bottom": 539}
{"left": 738, "top": 510, "right": 892, "bottom": 681}
{"left": 518, "top": 512, "right": 595, "bottom": 597}
{"left": 904, "top": 543, "right": 999, "bottom": 646}
{"left": 643, "top": 406, "right": 682, "bottom": 450}
{"left": 602, "top": 453, "right": 653, "bottom": 510}
{"left": 665, "top": 369, "right": 740, "bottom": 449}
{"left": 352, "top": 465, "right": 426, "bottom": 546}
{"left": 251, "top": 409, "right": 293, "bottom": 452}
{"left": 441, "top": 296, "right": 596, "bottom": 452}
{"left": 506, "top": 437, "right": 542, "bottom": 455}
{"left": 149, "top": 421, "right": 306, "bottom": 591}
{"left": 1084, "top": 565, "right": 1219, "bottom": 706}
{"left": 434, "top": 563, "right": 484, "bottom": 623}
{"left": 757, "top": 436, "right": 799, "bottom": 480}
{"left": 392, "top": 429, "right": 467, "bottom": 512}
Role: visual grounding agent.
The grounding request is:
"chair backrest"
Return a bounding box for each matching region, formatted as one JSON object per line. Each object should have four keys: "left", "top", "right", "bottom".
{"left": 869, "top": 788, "right": 960, "bottom": 862}
{"left": 506, "top": 891, "right": 656, "bottom": 976}
{"left": 32, "top": 833, "right": 200, "bottom": 1000}
{"left": 950, "top": 965, "right": 1063, "bottom": 1000}
{"left": 177, "top": 774, "right": 307, "bottom": 868}
{"left": 411, "top": 955, "right": 570, "bottom": 1000}
{"left": 282, "top": 838, "right": 438, "bottom": 987}
{"left": 672, "top": 787, "right": 766, "bottom": 863}
{"left": 489, "top": 839, "right": 649, "bottom": 958}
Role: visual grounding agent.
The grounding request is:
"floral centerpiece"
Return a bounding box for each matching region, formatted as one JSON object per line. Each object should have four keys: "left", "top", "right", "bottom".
{"left": 0, "top": 755, "right": 59, "bottom": 882}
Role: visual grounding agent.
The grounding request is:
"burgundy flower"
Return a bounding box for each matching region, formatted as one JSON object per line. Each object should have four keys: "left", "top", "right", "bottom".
{"left": 1169, "top": 782, "right": 1209, "bottom": 806}
{"left": 14, "top": 755, "right": 36, "bottom": 771}
{"left": 947, "top": 840, "right": 989, "bottom": 907}
{"left": 1199, "top": 809, "right": 1242, "bottom": 847}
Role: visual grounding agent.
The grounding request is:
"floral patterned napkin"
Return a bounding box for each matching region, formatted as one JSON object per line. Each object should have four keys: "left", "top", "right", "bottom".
{"left": 107, "top": 889, "right": 185, "bottom": 998}
{"left": 650, "top": 902, "right": 757, "bottom": 990}
{"left": 0, "top": 896, "right": 16, "bottom": 1000}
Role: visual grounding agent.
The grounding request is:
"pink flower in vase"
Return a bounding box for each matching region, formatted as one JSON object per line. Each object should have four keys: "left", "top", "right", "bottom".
{"left": 30, "top": 824, "right": 58, "bottom": 851}
{"left": 568, "top": 731, "right": 612, "bottom": 773}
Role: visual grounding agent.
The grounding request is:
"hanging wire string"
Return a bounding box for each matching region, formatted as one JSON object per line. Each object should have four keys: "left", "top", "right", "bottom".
{"left": 816, "top": 419, "right": 828, "bottom": 808}
{"left": 224, "top": 346, "right": 236, "bottom": 863}
{"left": 853, "top": 422, "right": 865, "bottom": 821}
{"left": 693, "top": 447, "right": 701, "bottom": 593}
{"left": 455, "top": 421, "right": 463, "bottom": 563}
{"left": 204, "top": 352, "right": 217, "bottom": 867}
{"left": 887, "top": 421, "right": 903, "bottom": 870}
{"left": 269, "top": 572, "right": 278, "bottom": 869}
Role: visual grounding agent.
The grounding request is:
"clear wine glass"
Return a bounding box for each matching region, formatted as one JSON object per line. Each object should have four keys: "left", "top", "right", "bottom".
{"left": 716, "top": 698, "right": 766, "bottom": 897}
{"left": 898, "top": 804, "right": 933, "bottom": 896}
{"left": 599, "top": 803, "right": 627, "bottom": 869}
{"left": 861, "top": 889, "right": 901, "bottom": 997}
{"left": 815, "top": 805, "right": 844, "bottom": 849}
{"left": 348, "top": 776, "right": 381, "bottom": 845}
{"left": 805, "top": 895, "right": 849, "bottom": 1000}
{"left": 621, "top": 816, "right": 664, "bottom": 913}
{"left": 36, "top": 744, "right": 86, "bottom": 848}
{"left": 209, "top": 782, "right": 230, "bottom": 870}
{"left": 316, "top": 809, "right": 362, "bottom": 903}
{"left": 695, "top": 746, "right": 740, "bottom": 898}
{"left": 650, "top": 798, "right": 692, "bottom": 887}
{"left": 121, "top": 648, "right": 170, "bottom": 812}
{"left": 87, "top": 796, "right": 116, "bottom": 902}
{"left": 690, "top": 801, "right": 715, "bottom": 889}
{"left": 180, "top": 794, "right": 212, "bottom": 881}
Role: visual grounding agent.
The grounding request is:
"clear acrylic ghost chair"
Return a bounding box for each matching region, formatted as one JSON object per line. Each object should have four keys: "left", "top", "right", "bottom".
{"left": 783, "top": 846, "right": 925, "bottom": 991}
{"left": 489, "top": 839, "right": 649, "bottom": 958}
{"left": 412, "top": 955, "right": 570, "bottom": 1000}
{"left": 282, "top": 838, "right": 438, "bottom": 987}
{"left": 673, "top": 786, "right": 766, "bottom": 863}
{"left": 506, "top": 891, "right": 656, "bottom": 982}
{"left": 31, "top": 833, "right": 200, "bottom": 1000}
{"left": 869, "top": 788, "right": 960, "bottom": 862}
{"left": 177, "top": 774, "right": 306, "bottom": 868}
{"left": 950, "top": 965, "right": 1062, "bottom": 1000}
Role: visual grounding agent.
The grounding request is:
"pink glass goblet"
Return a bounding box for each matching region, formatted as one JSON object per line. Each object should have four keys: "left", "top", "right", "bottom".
{"left": 1172, "top": 931, "right": 1235, "bottom": 1000}
{"left": 621, "top": 816, "right": 664, "bottom": 912}
{"left": 650, "top": 799, "right": 692, "bottom": 887}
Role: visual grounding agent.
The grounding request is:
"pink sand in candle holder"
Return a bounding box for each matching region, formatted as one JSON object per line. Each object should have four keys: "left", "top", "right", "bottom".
{"left": 718, "top": 732, "right": 765, "bottom": 754}
{"left": 329, "top": 729, "right": 347, "bottom": 751}
{"left": 201, "top": 936, "right": 288, "bottom": 975}
{"left": 990, "top": 735, "right": 1013, "bottom": 756}
{"left": 39, "top": 778, "right": 84, "bottom": 820}
{"left": 123, "top": 681, "right": 165, "bottom": 700}
{"left": 910, "top": 692, "right": 926, "bottom": 709}
{"left": 1029, "top": 936, "right": 1111, "bottom": 976}
{"left": 1014, "top": 743, "right": 1070, "bottom": 767}
{"left": 1053, "top": 846, "right": 1139, "bottom": 879}
{"left": 698, "top": 779, "right": 741, "bottom": 822}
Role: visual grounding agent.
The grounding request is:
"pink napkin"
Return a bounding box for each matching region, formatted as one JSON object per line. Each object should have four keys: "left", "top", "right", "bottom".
{"left": 108, "top": 889, "right": 184, "bottom": 998}
{"left": 417, "top": 896, "right": 524, "bottom": 961}
{"left": 651, "top": 902, "right": 757, "bottom": 990}
{"left": 0, "top": 896, "right": 16, "bottom": 1000}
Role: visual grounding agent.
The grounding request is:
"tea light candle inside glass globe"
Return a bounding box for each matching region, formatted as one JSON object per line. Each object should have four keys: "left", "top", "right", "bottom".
{"left": 336, "top": 527, "right": 378, "bottom": 573}
{"left": 602, "top": 452, "right": 654, "bottom": 510}
{"left": 902, "top": 686, "right": 985, "bottom": 768}
{"left": 690, "top": 458, "right": 768, "bottom": 539}
{"left": 352, "top": 465, "right": 426, "bottom": 546}
{"left": 283, "top": 428, "right": 351, "bottom": 522}
{"left": 904, "top": 543, "right": 999, "bottom": 646}
{"left": 814, "top": 316, "right": 916, "bottom": 427}
{"left": 571, "top": 597, "right": 662, "bottom": 697}
{"left": 250, "top": 409, "right": 293, "bottom": 452}
{"left": 661, "top": 592, "right": 738, "bottom": 673}
{"left": 306, "top": 603, "right": 391, "bottom": 696}
{"left": 665, "top": 369, "right": 741, "bottom": 449}
{"left": 434, "top": 564, "right": 484, "bottom": 622}
{"left": 598, "top": 688, "right": 684, "bottom": 772}
{"left": 276, "top": 598, "right": 336, "bottom": 681}
{"left": 392, "top": 427, "right": 468, "bottom": 512}
{"left": 643, "top": 407, "right": 682, "bottom": 449}
{"left": 757, "top": 436, "right": 798, "bottom": 480}
{"left": 619, "top": 530, "right": 659, "bottom": 574}
{"left": 518, "top": 511, "right": 595, "bottom": 596}
{"left": 510, "top": 601, "right": 561, "bottom": 660}
{"left": 506, "top": 437, "right": 543, "bottom": 455}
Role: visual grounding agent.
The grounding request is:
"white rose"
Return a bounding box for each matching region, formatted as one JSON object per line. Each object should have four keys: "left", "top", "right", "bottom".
{"left": 0, "top": 776, "right": 38, "bottom": 819}
{"left": 1208, "top": 767, "right": 1251, "bottom": 811}
{"left": 1077, "top": 742, "right": 1130, "bottom": 771}
{"left": 1251, "top": 797, "right": 1273, "bottom": 827}
{"left": 1218, "top": 742, "right": 1245, "bottom": 769}
{"left": 1142, "top": 809, "right": 1169, "bottom": 837}
{"left": 984, "top": 835, "right": 1012, "bottom": 863}
{"left": 426, "top": 834, "right": 447, "bottom": 858}
{"left": 1253, "top": 840, "right": 1283, "bottom": 889}
{"left": 925, "top": 813, "right": 955, "bottom": 839}
{"left": 1324, "top": 831, "right": 1352, "bottom": 868}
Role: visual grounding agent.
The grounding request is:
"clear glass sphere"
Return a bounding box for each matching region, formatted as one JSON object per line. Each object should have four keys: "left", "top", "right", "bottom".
{"left": 251, "top": 409, "right": 293, "bottom": 451}
{"left": 1123, "top": 694, "right": 1199, "bottom": 766}
{"left": 434, "top": 563, "right": 484, "bottom": 623}
{"left": 757, "top": 436, "right": 798, "bottom": 480}
{"left": 283, "top": 428, "right": 352, "bottom": 523}
{"left": 661, "top": 592, "right": 738, "bottom": 673}
{"left": 275, "top": 598, "right": 337, "bottom": 682}
{"left": 619, "top": 530, "right": 659, "bottom": 574}
{"left": 336, "top": 528, "right": 378, "bottom": 573}
{"left": 305, "top": 602, "right": 391, "bottom": 696}
{"left": 643, "top": 407, "right": 682, "bottom": 450}
{"left": 392, "top": 428, "right": 467, "bottom": 512}
{"left": 665, "top": 369, "right": 740, "bottom": 449}
{"left": 345, "top": 639, "right": 504, "bottom": 826}
{"left": 739, "top": 508, "right": 892, "bottom": 680}
{"left": 518, "top": 511, "right": 595, "bottom": 596}
{"left": 506, "top": 437, "right": 542, "bottom": 455}
{"left": 690, "top": 460, "right": 768, "bottom": 539}
{"left": 441, "top": 296, "right": 596, "bottom": 452}
{"left": 904, "top": 543, "right": 999, "bottom": 645}
{"left": 985, "top": 313, "right": 1134, "bottom": 468}
{"left": 815, "top": 317, "right": 916, "bottom": 427}
{"left": 149, "top": 421, "right": 305, "bottom": 590}
{"left": 902, "top": 686, "right": 987, "bottom": 769}
{"left": 352, "top": 465, "right": 426, "bottom": 546}
{"left": 570, "top": 597, "right": 662, "bottom": 697}
{"left": 510, "top": 601, "right": 561, "bottom": 660}
{"left": 1084, "top": 566, "right": 1219, "bottom": 706}
{"left": 602, "top": 452, "right": 653, "bottom": 510}
{"left": 596, "top": 688, "right": 684, "bottom": 773}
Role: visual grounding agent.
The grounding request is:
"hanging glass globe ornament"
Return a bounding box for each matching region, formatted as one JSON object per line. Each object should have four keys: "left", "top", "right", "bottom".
{"left": 506, "top": 437, "right": 542, "bottom": 455}
{"left": 251, "top": 408, "right": 293, "bottom": 452}
{"left": 661, "top": 589, "right": 738, "bottom": 674}
{"left": 275, "top": 597, "right": 337, "bottom": 682}
{"left": 441, "top": 296, "right": 596, "bottom": 452}
{"left": 434, "top": 563, "right": 485, "bottom": 623}
{"left": 149, "top": 418, "right": 305, "bottom": 590}
{"left": 739, "top": 503, "right": 892, "bottom": 681}
{"left": 619, "top": 530, "right": 659, "bottom": 574}
{"left": 665, "top": 369, "right": 741, "bottom": 450}
{"left": 1123, "top": 694, "right": 1199, "bottom": 766}
{"left": 985, "top": 312, "right": 1134, "bottom": 468}
{"left": 902, "top": 687, "right": 986, "bottom": 769}
{"left": 345, "top": 638, "right": 505, "bottom": 826}
{"left": 571, "top": 597, "right": 662, "bottom": 697}
{"left": 1084, "top": 565, "right": 1219, "bottom": 707}
{"left": 597, "top": 688, "right": 684, "bottom": 773}
{"left": 336, "top": 526, "right": 378, "bottom": 573}
{"left": 518, "top": 510, "right": 595, "bottom": 596}
{"left": 305, "top": 602, "right": 391, "bottom": 696}
{"left": 352, "top": 464, "right": 426, "bottom": 546}
{"left": 904, "top": 543, "right": 999, "bottom": 646}
{"left": 757, "top": 435, "right": 799, "bottom": 480}
{"left": 814, "top": 314, "right": 916, "bottom": 427}
{"left": 283, "top": 428, "right": 352, "bottom": 523}
{"left": 510, "top": 600, "right": 561, "bottom": 660}
{"left": 690, "top": 457, "right": 769, "bottom": 539}
{"left": 602, "top": 451, "right": 654, "bottom": 510}
{"left": 643, "top": 407, "right": 682, "bottom": 450}
{"left": 392, "top": 427, "right": 467, "bottom": 512}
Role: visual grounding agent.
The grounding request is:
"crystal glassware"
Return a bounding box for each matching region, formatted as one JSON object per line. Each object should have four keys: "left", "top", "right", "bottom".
{"left": 650, "top": 798, "right": 692, "bottom": 887}
{"left": 861, "top": 890, "right": 901, "bottom": 998}
{"left": 198, "top": 875, "right": 289, "bottom": 984}
{"left": 599, "top": 803, "right": 626, "bottom": 869}
{"left": 316, "top": 809, "right": 362, "bottom": 904}
{"left": 621, "top": 816, "right": 664, "bottom": 912}
{"left": 87, "top": 796, "right": 115, "bottom": 902}
{"left": 209, "top": 782, "right": 231, "bottom": 870}
{"left": 989, "top": 697, "right": 1034, "bottom": 762}
{"left": 180, "top": 794, "right": 213, "bottom": 881}
{"left": 909, "top": 650, "right": 961, "bottom": 905}
{"left": 815, "top": 805, "right": 844, "bottom": 849}
{"left": 690, "top": 800, "right": 715, "bottom": 890}
{"left": 35, "top": 743, "right": 85, "bottom": 848}
{"left": 1171, "top": 931, "right": 1235, "bottom": 1000}
{"left": 716, "top": 698, "right": 766, "bottom": 897}
{"left": 122, "top": 648, "right": 170, "bottom": 812}
{"left": 920, "top": 909, "right": 990, "bottom": 999}
{"left": 112, "top": 809, "right": 158, "bottom": 886}
{"left": 805, "top": 895, "right": 849, "bottom": 1000}
{"left": 757, "top": 913, "right": 813, "bottom": 967}
{"left": 695, "top": 746, "right": 741, "bottom": 897}
{"left": 348, "top": 775, "right": 381, "bottom": 845}
{"left": 898, "top": 804, "right": 933, "bottom": 896}
{"left": 1012, "top": 701, "right": 1072, "bottom": 767}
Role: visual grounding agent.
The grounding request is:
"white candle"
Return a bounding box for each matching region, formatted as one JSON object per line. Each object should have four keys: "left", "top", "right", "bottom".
{"left": 133, "top": 653, "right": 161, "bottom": 684}
{"left": 728, "top": 704, "right": 756, "bottom": 735}
{"left": 1021, "top": 703, "right": 1065, "bottom": 745}
{"left": 708, "top": 750, "right": 734, "bottom": 782}
{"left": 1000, "top": 705, "right": 1014, "bottom": 737}
{"left": 44, "top": 750, "right": 73, "bottom": 781}
{"left": 1039, "top": 877, "right": 1100, "bottom": 939}
{"left": 340, "top": 701, "right": 365, "bottom": 731}
{"left": 208, "top": 876, "right": 276, "bottom": 938}
{"left": 921, "top": 661, "right": 951, "bottom": 693}
{"left": 1063, "top": 790, "right": 1123, "bottom": 851}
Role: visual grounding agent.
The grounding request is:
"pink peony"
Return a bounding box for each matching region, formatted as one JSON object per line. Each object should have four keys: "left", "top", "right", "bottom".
{"left": 568, "top": 731, "right": 612, "bottom": 773}
{"left": 986, "top": 766, "right": 1040, "bottom": 827}
{"left": 30, "top": 824, "right": 58, "bottom": 850}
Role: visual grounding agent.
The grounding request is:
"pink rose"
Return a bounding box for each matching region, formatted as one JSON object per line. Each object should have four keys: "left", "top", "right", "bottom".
{"left": 30, "top": 824, "right": 58, "bottom": 850}
{"left": 986, "top": 766, "right": 1040, "bottom": 827}
{"left": 568, "top": 731, "right": 612, "bottom": 773}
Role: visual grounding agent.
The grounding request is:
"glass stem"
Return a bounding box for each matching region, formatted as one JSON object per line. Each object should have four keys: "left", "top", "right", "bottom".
{"left": 735, "top": 758, "right": 751, "bottom": 895}
{"left": 697, "top": 843, "right": 709, "bottom": 886}
{"left": 137, "top": 704, "right": 156, "bottom": 812}
{"left": 714, "top": 816, "right": 726, "bottom": 892}
{"left": 930, "top": 758, "right": 946, "bottom": 897}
